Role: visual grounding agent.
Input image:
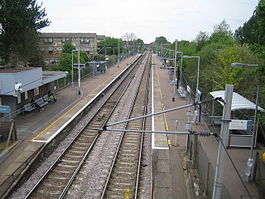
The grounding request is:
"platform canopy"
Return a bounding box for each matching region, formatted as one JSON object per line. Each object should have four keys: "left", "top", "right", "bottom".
{"left": 210, "top": 90, "right": 265, "bottom": 112}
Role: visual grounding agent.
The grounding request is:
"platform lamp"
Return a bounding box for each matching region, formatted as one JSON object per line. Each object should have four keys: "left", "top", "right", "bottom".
{"left": 71, "top": 49, "right": 77, "bottom": 87}
{"left": 231, "top": 62, "right": 259, "bottom": 182}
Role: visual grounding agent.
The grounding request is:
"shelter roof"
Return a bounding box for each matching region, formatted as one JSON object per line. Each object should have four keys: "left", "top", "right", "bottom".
{"left": 210, "top": 90, "right": 264, "bottom": 112}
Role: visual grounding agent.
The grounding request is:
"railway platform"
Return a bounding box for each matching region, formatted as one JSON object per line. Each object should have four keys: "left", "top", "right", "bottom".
{"left": 0, "top": 56, "right": 138, "bottom": 198}
{"left": 151, "top": 54, "right": 262, "bottom": 199}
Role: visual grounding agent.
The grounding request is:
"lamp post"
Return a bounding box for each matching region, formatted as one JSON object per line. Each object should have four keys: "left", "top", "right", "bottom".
{"left": 71, "top": 49, "right": 77, "bottom": 87}
{"left": 231, "top": 62, "right": 259, "bottom": 182}
{"left": 77, "top": 49, "right": 80, "bottom": 90}
{"left": 173, "top": 40, "right": 178, "bottom": 101}
{"left": 105, "top": 47, "right": 112, "bottom": 69}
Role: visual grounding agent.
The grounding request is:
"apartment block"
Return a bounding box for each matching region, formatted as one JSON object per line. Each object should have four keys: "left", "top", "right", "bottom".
{"left": 39, "top": 32, "right": 105, "bottom": 64}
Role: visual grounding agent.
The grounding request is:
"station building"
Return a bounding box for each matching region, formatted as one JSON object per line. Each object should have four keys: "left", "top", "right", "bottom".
{"left": 38, "top": 32, "right": 105, "bottom": 65}
{"left": 0, "top": 66, "right": 66, "bottom": 119}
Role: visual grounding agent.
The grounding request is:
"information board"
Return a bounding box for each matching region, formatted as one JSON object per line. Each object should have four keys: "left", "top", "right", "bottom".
{"left": 229, "top": 120, "right": 253, "bottom": 131}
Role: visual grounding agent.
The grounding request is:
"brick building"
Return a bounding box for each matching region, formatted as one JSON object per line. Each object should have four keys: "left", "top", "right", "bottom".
{"left": 39, "top": 32, "right": 105, "bottom": 64}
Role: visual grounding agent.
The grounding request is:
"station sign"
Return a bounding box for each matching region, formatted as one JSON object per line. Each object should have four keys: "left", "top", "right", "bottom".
{"left": 0, "top": 105, "right": 11, "bottom": 114}
{"left": 73, "top": 64, "right": 86, "bottom": 69}
{"left": 229, "top": 120, "right": 253, "bottom": 131}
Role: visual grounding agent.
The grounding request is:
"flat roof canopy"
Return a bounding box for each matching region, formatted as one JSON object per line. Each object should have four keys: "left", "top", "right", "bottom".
{"left": 210, "top": 90, "right": 265, "bottom": 112}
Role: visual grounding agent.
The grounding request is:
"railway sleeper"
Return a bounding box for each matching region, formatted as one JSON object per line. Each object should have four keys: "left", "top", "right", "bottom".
{"left": 109, "top": 181, "right": 133, "bottom": 187}
{"left": 121, "top": 142, "right": 140, "bottom": 147}
{"left": 57, "top": 162, "right": 77, "bottom": 168}
{"left": 47, "top": 172, "right": 73, "bottom": 180}
{"left": 65, "top": 149, "right": 86, "bottom": 156}
{"left": 76, "top": 137, "right": 93, "bottom": 143}
{"left": 104, "top": 191, "right": 131, "bottom": 199}
{"left": 113, "top": 166, "right": 138, "bottom": 173}
{"left": 79, "top": 133, "right": 96, "bottom": 138}
{"left": 89, "top": 124, "right": 104, "bottom": 129}
{"left": 36, "top": 182, "right": 65, "bottom": 191}
{"left": 117, "top": 156, "right": 138, "bottom": 162}
{"left": 118, "top": 153, "right": 138, "bottom": 160}
{"left": 70, "top": 144, "right": 88, "bottom": 150}
{"left": 35, "top": 188, "right": 62, "bottom": 196}
{"left": 124, "top": 134, "right": 141, "bottom": 139}
{"left": 52, "top": 167, "right": 73, "bottom": 175}
{"left": 60, "top": 158, "right": 80, "bottom": 165}
{"left": 106, "top": 187, "right": 136, "bottom": 196}
{"left": 119, "top": 148, "right": 138, "bottom": 153}
{"left": 122, "top": 139, "right": 140, "bottom": 144}
{"left": 63, "top": 154, "right": 83, "bottom": 160}
{"left": 112, "top": 170, "right": 137, "bottom": 177}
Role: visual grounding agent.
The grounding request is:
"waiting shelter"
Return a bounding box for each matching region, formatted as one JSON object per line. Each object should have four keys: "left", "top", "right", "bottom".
{"left": 209, "top": 90, "right": 265, "bottom": 148}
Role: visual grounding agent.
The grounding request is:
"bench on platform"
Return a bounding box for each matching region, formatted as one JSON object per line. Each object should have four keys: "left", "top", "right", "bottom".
{"left": 178, "top": 87, "right": 186, "bottom": 98}
{"left": 23, "top": 95, "right": 50, "bottom": 112}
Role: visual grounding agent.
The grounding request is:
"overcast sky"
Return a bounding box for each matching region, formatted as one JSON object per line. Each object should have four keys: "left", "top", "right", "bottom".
{"left": 38, "top": 0, "right": 259, "bottom": 43}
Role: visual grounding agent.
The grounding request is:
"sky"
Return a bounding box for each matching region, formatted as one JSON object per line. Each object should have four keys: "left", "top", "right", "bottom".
{"left": 38, "top": 0, "right": 259, "bottom": 43}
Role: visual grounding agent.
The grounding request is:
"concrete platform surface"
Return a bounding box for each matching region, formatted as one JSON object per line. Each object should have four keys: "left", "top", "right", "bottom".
{"left": 152, "top": 54, "right": 262, "bottom": 199}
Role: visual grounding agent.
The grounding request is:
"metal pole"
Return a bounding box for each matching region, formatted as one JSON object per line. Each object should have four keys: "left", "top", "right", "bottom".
{"left": 196, "top": 56, "right": 200, "bottom": 102}
{"left": 106, "top": 102, "right": 196, "bottom": 128}
{"left": 71, "top": 50, "right": 74, "bottom": 87}
{"left": 212, "top": 84, "right": 233, "bottom": 199}
{"left": 246, "top": 84, "right": 259, "bottom": 182}
{"left": 173, "top": 40, "right": 177, "bottom": 101}
{"left": 78, "top": 49, "right": 81, "bottom": 90}
{"left": 118, "top": 40, "right": 120, "bottom": 67}
{"left": 180, "top": 52, "right": 183, "bottom": 87}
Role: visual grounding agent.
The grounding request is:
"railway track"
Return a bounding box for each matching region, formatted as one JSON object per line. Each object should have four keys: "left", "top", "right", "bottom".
{"left": 24, "top": 54, "right": 147, "bottom": 199}
{"left": 101, "top": 52, "right": 152, "bottom": 198}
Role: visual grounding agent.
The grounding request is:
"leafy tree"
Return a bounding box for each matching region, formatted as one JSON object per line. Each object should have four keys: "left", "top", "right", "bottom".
{"left": 235, "top": 0, "right": 265, "bottom": 45}
{"left": 155, "top": 36, "right": 168, "bottom": 45}
{"left": 212, "top": 44, "right": 260, "bottom": 90}
{"left": 62, "top": 42, "right": 75, "bottom": 53}
{"left": 195, "top": 31, "right": 209, "bottom": 51}
{"left": 97, "top": 37, "right": 123, "bottom": 55}
{"left": 209, "top": 20, "right": 234, "bottom": 45}
{"left": 122, "top": 32, "right": 137, "bottom": 43}
{"left": 55, "top": 43, "right": 89, "bottom": 72}
{"left": 0, "top": 0, "right": 50, "bottom": 65}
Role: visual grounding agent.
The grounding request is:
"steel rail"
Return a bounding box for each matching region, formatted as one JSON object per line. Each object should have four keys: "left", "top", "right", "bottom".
{"left": 24, "top": 54, "right": 145, "bottom": 199}
{"left": 101, "top": 51, "right": 151, "bottom": 198}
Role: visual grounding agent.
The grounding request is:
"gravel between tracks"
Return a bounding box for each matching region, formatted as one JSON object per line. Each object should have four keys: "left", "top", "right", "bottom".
{"left": 9, "top": 72, "right": 125, "bottom": 199}
{"left": 65, "top": 59, "right": 147, "bottom": 199}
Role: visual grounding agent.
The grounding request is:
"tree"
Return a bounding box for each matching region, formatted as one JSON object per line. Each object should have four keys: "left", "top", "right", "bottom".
{"left": 155, "top": 36, "right": 168, "bottom": 45}
{"left": 195, "top": 31, "right": 209, "bottom": 51}
{"left": 122, "top": 33, "right": 137, "bottom": 43}
{"left": 210, "top": 20, "right": 234, "bottom": 45}
{"left": 54, "top": 43, "right": 89, "bottom": 72}
{"left": 62, "top": 42, "right": 75, "bottom": 54}
{"left": 212, "top": 44, "right": 260, "bottom": 90}
{"left": 0, "top": 0, "right": 50, "bottom": 65}
{"left": 235, "top": 0, "right": 265, "bottom": 45}
{"left": 97, "top": 37, "right": 123, "bottom": 55}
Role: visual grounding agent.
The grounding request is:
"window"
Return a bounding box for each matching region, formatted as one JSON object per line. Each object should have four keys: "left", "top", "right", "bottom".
{"left": 24, "top": 91, "right": 28, "bottom": 100}
{"left": 17, "top": 93, "right": 21, "bottom": 104}
{"left": 34, "top": 87, "right": 39, "bottom": 96}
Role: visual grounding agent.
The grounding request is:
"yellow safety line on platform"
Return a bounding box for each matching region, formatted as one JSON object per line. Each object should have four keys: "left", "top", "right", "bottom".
{"left": 32, "top": 69, "right": 122, "bottom": 141}
{"left": 155, "top": 66, "right": 169, "bottom": 131}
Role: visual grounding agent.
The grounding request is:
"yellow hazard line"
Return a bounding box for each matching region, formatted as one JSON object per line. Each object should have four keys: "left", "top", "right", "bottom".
{"left": 32, "top": 69, "right": 122, "bottom": 141}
